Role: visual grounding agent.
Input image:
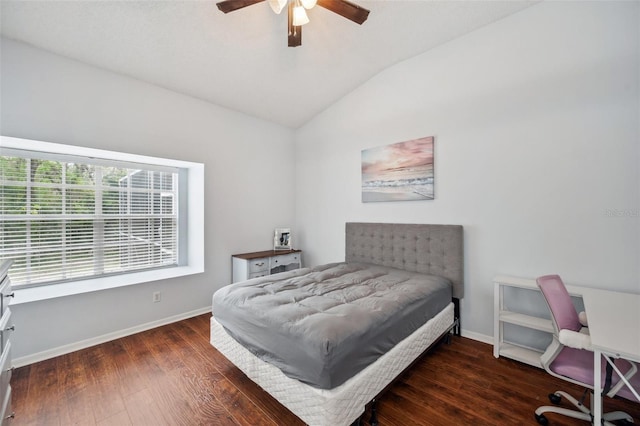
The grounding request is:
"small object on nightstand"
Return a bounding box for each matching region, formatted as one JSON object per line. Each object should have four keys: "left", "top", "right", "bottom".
{"left": 274, "top": 228, "right": 292, "bottom": 251}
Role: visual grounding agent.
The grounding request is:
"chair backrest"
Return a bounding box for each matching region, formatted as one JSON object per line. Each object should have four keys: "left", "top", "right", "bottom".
{"left": 536, "top": 275, "right": 581, "bottom": 333}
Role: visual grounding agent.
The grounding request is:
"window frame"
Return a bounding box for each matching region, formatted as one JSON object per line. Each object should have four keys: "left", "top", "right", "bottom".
{"left": 1, "top": 136, "right": 205, "bottom": 304}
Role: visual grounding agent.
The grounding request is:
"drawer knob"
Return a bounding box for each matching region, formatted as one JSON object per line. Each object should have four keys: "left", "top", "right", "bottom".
{"left": 4, "top": 292, "right": 14, "bottom": 299}
{"left": 5, "top": 325, "right": 14, "bottom": 332}
{"left": 255, "top": 262, "right": 264, "bottom": 267}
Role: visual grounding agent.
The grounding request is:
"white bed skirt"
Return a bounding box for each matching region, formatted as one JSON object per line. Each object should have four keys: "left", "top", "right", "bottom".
{"left": 210, "top": 302, "right": 454, "bottom": 426}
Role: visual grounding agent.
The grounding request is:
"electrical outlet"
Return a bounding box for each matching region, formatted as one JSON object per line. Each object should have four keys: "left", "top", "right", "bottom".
{"left": 153, "top": 291, "right": 162, "bottom": 303}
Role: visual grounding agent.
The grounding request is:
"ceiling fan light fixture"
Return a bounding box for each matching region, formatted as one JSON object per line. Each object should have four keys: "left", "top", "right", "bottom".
{"left": 216, "top": 0, "right": 370, "bottom": 46}
{"left": 292, "top": 3, "right": 310, "bottom": 26}
{"left": 300, "top": 0, "right": 317, "bottom": 10}
{"left": 267, "top": 0, "right": 287, "bottom": 14}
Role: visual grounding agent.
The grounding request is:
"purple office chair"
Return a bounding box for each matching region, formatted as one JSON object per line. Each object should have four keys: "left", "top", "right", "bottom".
{"left": 535, "top": 275, "right": 639, "bottom": 425}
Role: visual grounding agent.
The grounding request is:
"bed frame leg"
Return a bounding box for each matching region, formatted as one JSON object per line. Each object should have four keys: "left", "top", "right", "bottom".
{"left": 369, "top": 398, "right": 379, "bottom": 426}
{"left": 453, "top": 298, "right": 461, "bottom": 336}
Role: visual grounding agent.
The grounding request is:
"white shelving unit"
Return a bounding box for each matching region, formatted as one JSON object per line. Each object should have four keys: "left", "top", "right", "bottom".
{"left": 493, "top": 275, "right": 582, "bottom": 368}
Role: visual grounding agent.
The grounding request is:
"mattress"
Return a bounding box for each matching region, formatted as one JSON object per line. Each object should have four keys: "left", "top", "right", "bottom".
{"left": 210, "top": 302, "right": 455, "bottom": 426}
{"left": 212, "top": 262, "right": 451, "bottom": 389}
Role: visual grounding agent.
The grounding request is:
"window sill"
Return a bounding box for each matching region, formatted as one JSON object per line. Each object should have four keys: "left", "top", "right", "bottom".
{"left": 12, "top": 265, "right": 204, "bottom": 305}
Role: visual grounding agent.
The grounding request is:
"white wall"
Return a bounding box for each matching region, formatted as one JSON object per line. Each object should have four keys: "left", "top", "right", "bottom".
{"left": 1, "top": 38, "right": 296, "bottom": 361}
{"left": 294, "top": 1, "right": 640, "bottom": 341}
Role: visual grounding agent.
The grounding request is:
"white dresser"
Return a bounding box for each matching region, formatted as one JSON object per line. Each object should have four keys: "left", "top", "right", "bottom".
{"left": 232, "top": 250, "right": 302, "bottom": 283}
{"left": 0, "top": 260, "right": 14, "bottom": 425}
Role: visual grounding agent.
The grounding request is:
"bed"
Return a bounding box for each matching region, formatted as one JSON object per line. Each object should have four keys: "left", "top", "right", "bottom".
{"left": 210, "top": 223, "right": 464, "bottom": 425}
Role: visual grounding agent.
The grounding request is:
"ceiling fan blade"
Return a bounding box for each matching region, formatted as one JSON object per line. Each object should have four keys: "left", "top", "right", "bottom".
{"left": 317, "top": 0, "right": 369, "bottom": 25}
{"left": 288, "top": 2, "right": 302, "bottom": 47}
{"left": 216, "top": 0, "right": 265, "bottom": 14}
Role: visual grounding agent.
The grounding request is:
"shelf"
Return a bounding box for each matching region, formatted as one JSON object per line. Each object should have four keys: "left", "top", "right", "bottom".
{"left": 499, "top": 311, "right": 553, "bottom": 333}
{"left": 499, "top": 343, "right": 543, "bottom": 368}
{"left": 494, "top": 276, "right": 566, "bottom": 369}
{"left": 494, "top": 275, "right": 538, "bottom": 290}
{"left": 495, "top": 275, "right": 589, "bottom": 370}
{"left": 494, "top": 275, "right": 584, "bottom": 297}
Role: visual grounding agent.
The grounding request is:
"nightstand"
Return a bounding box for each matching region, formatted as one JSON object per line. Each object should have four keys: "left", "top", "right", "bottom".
{"left": 232, "top": 250, "right": 302, "bottom": 283}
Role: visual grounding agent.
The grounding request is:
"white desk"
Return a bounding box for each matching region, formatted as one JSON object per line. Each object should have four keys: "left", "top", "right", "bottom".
{"left": 581, "top": 288, "right": 640, "bottom": 424}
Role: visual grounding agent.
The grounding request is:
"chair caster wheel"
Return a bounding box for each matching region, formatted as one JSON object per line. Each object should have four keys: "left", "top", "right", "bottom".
{"left": 535, "top": 413, "right": 549, "bottom": 425}
{"left": 548, "top": 393, "right": 562, "bottom": 405}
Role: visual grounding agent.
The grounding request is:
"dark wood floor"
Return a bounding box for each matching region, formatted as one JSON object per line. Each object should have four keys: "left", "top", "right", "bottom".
{"left": 11, "top": 314, "right": 640, "bottom": 425}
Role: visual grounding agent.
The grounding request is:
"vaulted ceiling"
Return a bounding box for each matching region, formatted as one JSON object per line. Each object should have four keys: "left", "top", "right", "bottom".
{"left": 1, "top": 1, "right": 536, "bottom": 128}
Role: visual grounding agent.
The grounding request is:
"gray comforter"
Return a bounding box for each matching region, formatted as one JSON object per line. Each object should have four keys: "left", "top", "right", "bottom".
{"left": 212, "top": 262, "right": 452, "bottom": 389}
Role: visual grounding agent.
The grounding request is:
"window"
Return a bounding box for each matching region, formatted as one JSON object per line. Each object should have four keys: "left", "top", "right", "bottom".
{"left": 0, "top": 136, "right": 204, "bottom": 301}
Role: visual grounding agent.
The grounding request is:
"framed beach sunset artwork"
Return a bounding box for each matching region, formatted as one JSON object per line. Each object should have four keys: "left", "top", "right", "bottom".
{"left": 361, "top": 136, "right": 434, "bottom": 202}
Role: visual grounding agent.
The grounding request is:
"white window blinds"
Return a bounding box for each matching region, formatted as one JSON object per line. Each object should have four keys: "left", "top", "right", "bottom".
{"left": 0, "top": 151, "right": 179, "bottom": 288}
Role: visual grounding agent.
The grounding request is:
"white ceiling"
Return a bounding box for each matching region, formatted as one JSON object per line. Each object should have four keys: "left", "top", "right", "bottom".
{"left": 1, "top": 0, "right": 537, "bottom": 128}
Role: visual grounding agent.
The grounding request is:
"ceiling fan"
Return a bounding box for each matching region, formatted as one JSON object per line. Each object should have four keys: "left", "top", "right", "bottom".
{"left": 216, "top": 0, "right": 370, "bottom": 47}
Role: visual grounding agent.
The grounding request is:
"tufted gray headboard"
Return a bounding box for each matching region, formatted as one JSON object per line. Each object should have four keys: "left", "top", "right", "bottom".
{"left": 345, "top": 222, "right": 464, "bottom": 299}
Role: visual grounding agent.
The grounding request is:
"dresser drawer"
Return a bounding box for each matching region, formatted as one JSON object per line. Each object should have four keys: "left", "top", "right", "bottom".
{"left": 271, "top": 253, "right": 301, "bottom": 267}
{"left": 0, "top": 311, "right": 12, "bottom": 355}
{"left": 0, "top": 385, "right": 12, "bottom": 426}
{"left": 0, "top": 260, "right": 13, "bottom": 426}
{"left": 0, "top": 279, "right": 12, "bottom": 319}
{"left": 0, "top": 341, "right": 11, "bottom": 404}
{"left": 248, "top": 271, "right": 269, "bottom": 280}
{"left": 248, "top": 258, "right": 269, "bottom": 273}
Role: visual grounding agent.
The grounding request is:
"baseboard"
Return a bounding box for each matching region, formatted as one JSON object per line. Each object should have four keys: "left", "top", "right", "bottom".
{"left": 13, "top": 306, "right": 212, "bottom": 368}
{"left": 14, "top": 312, "right": 495, "bottom": 368}
{"left": 460, "top": 329, "right": 493, "bottom": 345}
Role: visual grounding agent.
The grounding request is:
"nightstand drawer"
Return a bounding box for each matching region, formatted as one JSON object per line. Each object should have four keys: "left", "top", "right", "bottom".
{"left": 248, "top": 258, "right": 269, "bottom": 273}
{"left": 271, "top": 253, "right": 300, "bottom": 267}
{"left": 248, "top": 271, "right": 269, "bottom": 280}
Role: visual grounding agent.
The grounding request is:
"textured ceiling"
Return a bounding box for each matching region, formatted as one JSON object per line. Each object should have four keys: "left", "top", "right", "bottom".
{"left": 1, "top": 0, "right": 536, "bottom": 128}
